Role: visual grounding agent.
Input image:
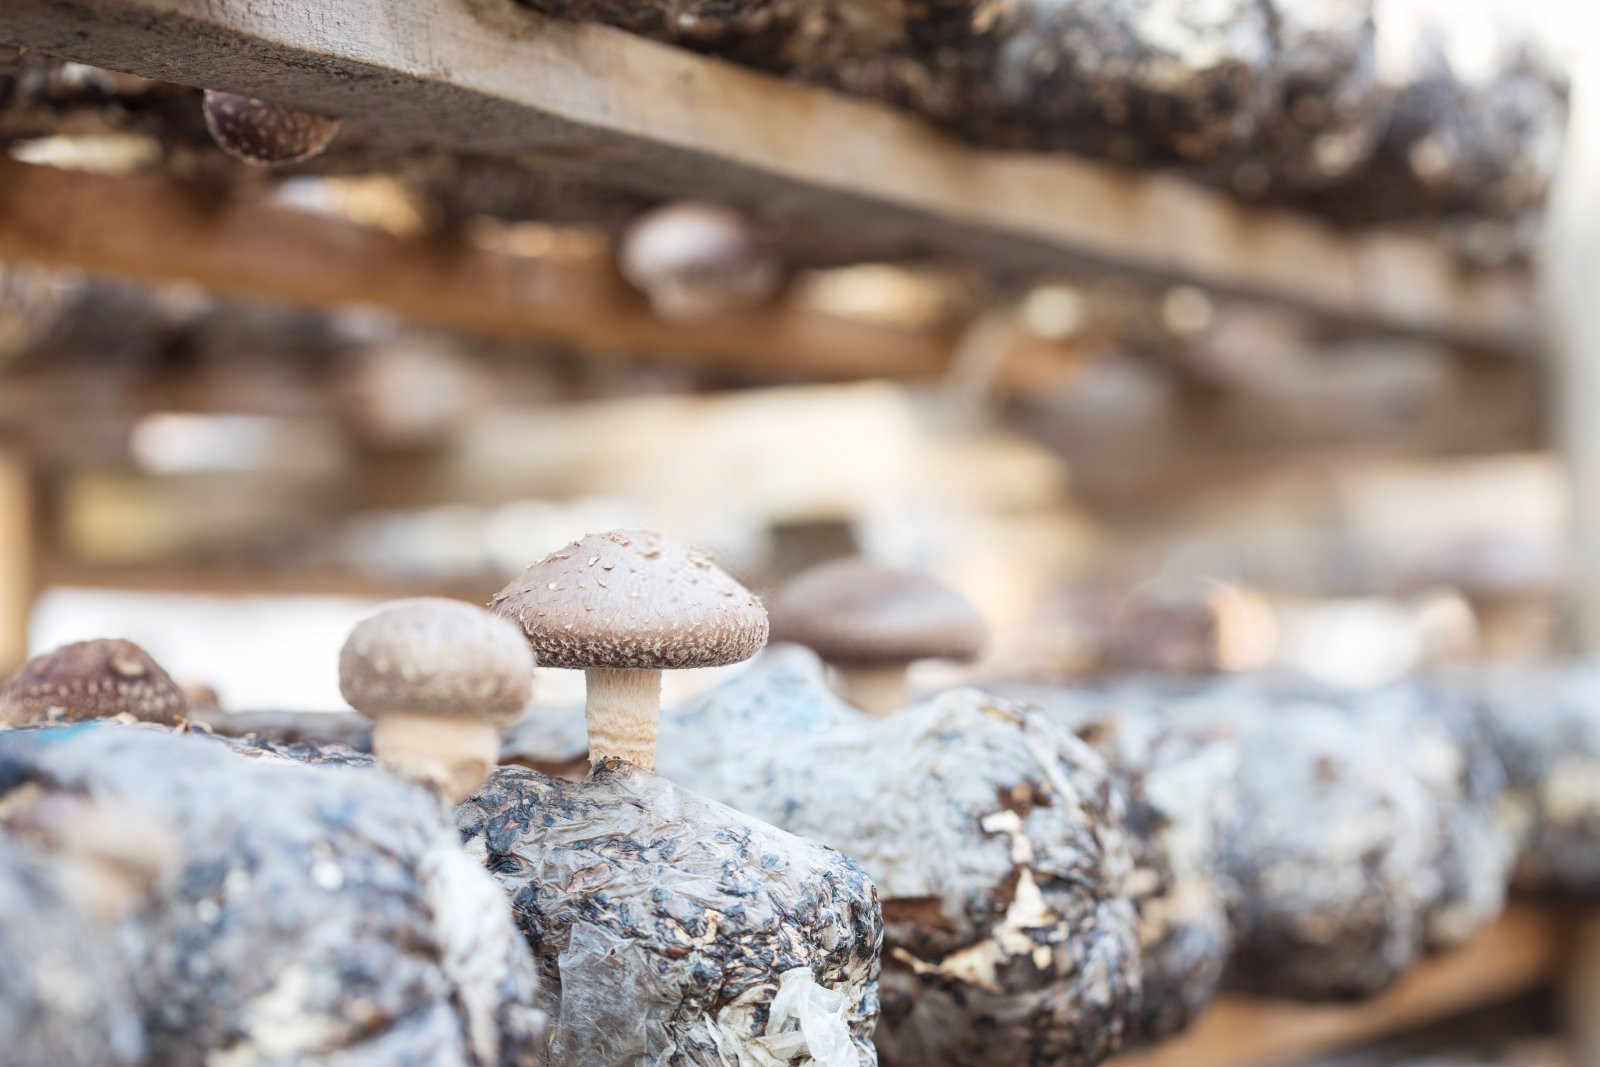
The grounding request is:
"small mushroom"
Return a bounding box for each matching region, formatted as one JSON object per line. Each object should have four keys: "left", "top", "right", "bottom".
{"left": 618, "top": 202, "right": 779, "bottom": 321}
{"left": 0, "top": 638, "right": 187, "bottom": 726}
{"left": 339, "top": 597, "right": 533, "bottom": 803}
{"left": 768, "top": 557, "right": 986, "bottom": 716}
{"left": 490, "top": 529, "right": 768, "bottom": 771}
{"left": 201, "top": 89, "right": 341, "bottom": 166}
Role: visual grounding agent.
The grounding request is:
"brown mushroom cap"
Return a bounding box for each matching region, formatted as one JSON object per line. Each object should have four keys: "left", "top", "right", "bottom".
{"left": 490, "top": 529, "right": 768, "bottom": 670}
{"left": 768, "top": 558, "right": 987, "bottom": 667}
{"left": 201, "top": 90, "right": 342, "bottom": 166}
{"left": 0, "top": 638, "right": 187, "bottom": 726}
{"left": 339, "top": 598, "right": 533, "bottom": 726}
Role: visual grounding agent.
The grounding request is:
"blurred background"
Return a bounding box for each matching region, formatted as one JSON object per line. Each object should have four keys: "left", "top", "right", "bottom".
{"left": 0, "top": 0, "right": 1591, "bottom": 715}
{"left": 8, "top": 1, "right": 1600, "bottom": 1064}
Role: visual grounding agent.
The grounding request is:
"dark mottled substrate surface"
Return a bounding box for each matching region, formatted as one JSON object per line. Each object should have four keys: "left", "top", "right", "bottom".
{"left": 1464, "top": 662, "right": 1600, "bottom": 895}
{"left": 0, "top": 837, "right": 146, "bottom": 1066}
{"left": 1056, "top": 702, "right": 1235, "bottom": 1043}
{"left": 459, "top": 759, "right": 883, "bottom": 1066}
{"left": 1014, "top": 673, "right": 1516, "bottom": 1002}
{"left": 0, "top": 721, "right": 544, "bottom": 1066}
{"left": 191, "top": 707, "right": 375, "bottom": 751}
{"left": 658, "top": 668, "right": 1142, "bottom": 1067}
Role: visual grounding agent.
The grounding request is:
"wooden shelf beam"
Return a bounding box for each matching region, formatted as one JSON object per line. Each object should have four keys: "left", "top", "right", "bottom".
{"left": 1110, "top": 906, "right": 1570, "bottom": 1067}
{"left": 0, "top": 159, "right": 953, "bottom": 379}
{"left": 0, "top": 0, "right": 1537, "bottom": 350}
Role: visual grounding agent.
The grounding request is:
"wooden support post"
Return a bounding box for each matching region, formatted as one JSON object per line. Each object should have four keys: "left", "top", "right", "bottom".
{"left": 1566, "top": 914, "right": 1600, "bottom": 1067}
{"left": 0, "top": 443, "right": 33, "bottom": 673}
{"left": 1547, "top": 65, "right": 1600, "bottom": 653}
{"left": 1545, "top": 60, "right": 1600, "bottom": 1067}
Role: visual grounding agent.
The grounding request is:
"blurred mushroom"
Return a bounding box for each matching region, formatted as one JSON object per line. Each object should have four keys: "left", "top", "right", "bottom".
{"left": 490, "top": 529, "right": 768, "bottom": 770}
{"left": 179, "top": 682, "right": 220, "bottom": 714}
{"left": 618, "top": 202, "right": 780, "bottom": 321}
{"left": 332, "top": 340, "right": 484, "bottom": 453}
{"left": 0, "top": 639, "right": 187, "bottom": 726}
{"left": 340, "top": 598, "right": 534, "bottom": 803}
{"left": 1103, "top": 578, "right": 1277, "bottom": 677}
{"left": 768, "top": 557, "right": 986, "bottom": 715}
{"left": 201, "top": 90, "right": 341, "bottom": 165}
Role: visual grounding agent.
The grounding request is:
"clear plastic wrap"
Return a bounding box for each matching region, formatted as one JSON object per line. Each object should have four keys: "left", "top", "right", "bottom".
{"left": 658, "top": 671, "right": 1143, "bottom": 1067}
{"left": 459, "top": 760, "right": 883, "bottom": 1066}
{"left": 0, "top": 722, "right": 545, "bottom": 1065}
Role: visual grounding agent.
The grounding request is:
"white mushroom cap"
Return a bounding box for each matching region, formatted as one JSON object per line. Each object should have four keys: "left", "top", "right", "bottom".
{"left": 618, "top": 202, "right": 778, "bottom": 320}
{"left": 202, "top": 90, "right": 342, "bottom": 166}
{"left": 339, "top": 598, "right": 533, "bottom": 727}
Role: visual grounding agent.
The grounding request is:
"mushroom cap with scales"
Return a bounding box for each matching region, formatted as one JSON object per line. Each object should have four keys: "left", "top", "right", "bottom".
{"left": 490, "top": 530, "right": 768, "bottom": 670}
{"left": 0, "top": 638, "right": 187, "bottom": 726}
{"left": 201, "top": 90, "right": 342, "bottom": 166}
{"left": 340, "top": 598, "right": 533, "bottom": 727}
{"left": 769, "top": 557, "right": 987, "bottom": 667}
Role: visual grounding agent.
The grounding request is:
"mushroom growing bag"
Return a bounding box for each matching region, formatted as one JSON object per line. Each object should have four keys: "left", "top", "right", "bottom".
{"left": 660, "top": 680, "right": 1144, "bottom": 1067}
{"left": 0, "top": 722, "right": 546, "bottom": 1066}
{"left": 459, "top": 761, "right": 883, "bottom": 1067}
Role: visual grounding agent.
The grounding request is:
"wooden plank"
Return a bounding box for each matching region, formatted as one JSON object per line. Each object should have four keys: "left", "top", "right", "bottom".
{"left": 0, "top": 444, "right": 32, "bottom": 673}
{"left": 0, "top": 0, "right": 1536, "bottom": 349}
{"left": 1109, "top": 906, "right": 1569, "bottom": 1067}
{"left": 0, "top": 160, "right": 953, "bottom": 380}
{"left": 37, "top": 556, "right": 498, "bottom": 605}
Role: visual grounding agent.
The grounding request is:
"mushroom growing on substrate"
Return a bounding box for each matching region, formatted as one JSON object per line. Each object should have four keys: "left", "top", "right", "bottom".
{"left": 0, "top": 637, "right": 187, "bottom": 726}
{"left": 489, "top": 529, "right": 768, "bottom": 770}
{"left": 201, "top": 89, "right": 341, "bottom": 165}
{"left": 656, "top": 684, "right": 1143, "bottom": 1067}
{"left": 0, "top": 719, "right": 547, "bottom": 1065}
{"left": 768, "top": 557, "right": 987, "bottom": 716}
{"left": 618, "top": 201, "right": 780, "bottom": 322}
{"left": 340, "top": 597, "right": 535, "bottom": 803}
{"left": 473, "top": 530, "right": 884, "bottom": 1066}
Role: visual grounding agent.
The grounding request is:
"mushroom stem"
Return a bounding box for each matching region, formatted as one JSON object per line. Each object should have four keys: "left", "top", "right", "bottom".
{"left": 584, "top": 667, "right": 662, "bottom": 770}
{"left": 839, "top": 666, "right": 909, "bottom": 718}
{"left": 371, "top": 712, "right": 501, "bottom": 804}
